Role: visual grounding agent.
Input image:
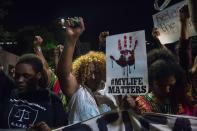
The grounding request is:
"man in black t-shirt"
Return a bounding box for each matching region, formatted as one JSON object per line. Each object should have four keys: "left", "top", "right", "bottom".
{"left": 0, "top": 54, "right": 67, "bottom": 129}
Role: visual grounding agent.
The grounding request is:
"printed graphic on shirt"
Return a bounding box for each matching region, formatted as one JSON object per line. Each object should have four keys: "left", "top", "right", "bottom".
{"left": 8, "top": 104, "right": 38, "bottom": 128}
{"left": 8, "top": 99, "right": 46, "bottom": 128}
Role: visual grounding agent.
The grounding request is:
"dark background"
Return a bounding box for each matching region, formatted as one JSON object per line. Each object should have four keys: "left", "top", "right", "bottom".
{"left": 0, "top": 0, "right": 185, "bottom": 58}
{"left": 4, "top": 0, "right": 182, "bottom": 41}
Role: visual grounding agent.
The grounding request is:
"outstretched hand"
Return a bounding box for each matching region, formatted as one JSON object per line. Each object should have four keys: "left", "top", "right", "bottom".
{"left": 65, "top": 17, "right": 85, "bottom": 44}
{"left": 33, "top": 36, "right": 43, "bottom": 46}
{"left": 99, "top": 31, "right": 109, "bottom": 44}
{"left": 152, "top": 28, "right": 160, "bottom": 38}
{"left": 54, "top": 44, "right": 64, "bottom": 56}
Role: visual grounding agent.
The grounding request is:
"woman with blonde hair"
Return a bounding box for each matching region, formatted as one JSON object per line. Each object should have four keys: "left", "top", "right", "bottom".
{"left": 57, "top": 17, "right": 111, "bottom": 124}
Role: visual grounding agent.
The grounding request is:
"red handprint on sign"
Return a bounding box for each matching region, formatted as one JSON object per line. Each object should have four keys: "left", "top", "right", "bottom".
{"left": 110, "top": 35, "right": 138, "bottom": 76}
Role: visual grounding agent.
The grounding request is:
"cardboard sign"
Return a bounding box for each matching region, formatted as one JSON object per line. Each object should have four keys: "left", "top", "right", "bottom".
{"left": 152, "top": 1, "right": 196, "bottom": 44}
{"left": 106, "top": 31, "right": 148, "bottom": 95}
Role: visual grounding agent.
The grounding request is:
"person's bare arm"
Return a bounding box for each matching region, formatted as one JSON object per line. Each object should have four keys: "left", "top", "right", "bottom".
{"left": 33, "top": 36, "right": 52, "bottom": 85}
{"left": 54, "top": 44, "right": 64, "bottom": 71}
{"left": 178, "top": 5, "right": 192, "bottom": 70}
{"left": 179, "top": 5, "right": 190, "bottom": 40}
{"left": 57, "top": 17, "right": 85, "bottom": 97}
{"left": 187, "top": 0, "right": 197, "bottom": 33}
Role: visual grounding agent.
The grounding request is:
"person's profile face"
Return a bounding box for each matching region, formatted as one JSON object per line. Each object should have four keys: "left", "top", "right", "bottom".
{"left": 154, "top": 75, "right": 176, "bottom": 97}
{"left": 86, "top": 63, "right": 103, "bottom": 92}
{"left": 14, "top": 63, "right": 39, "bottom": 91}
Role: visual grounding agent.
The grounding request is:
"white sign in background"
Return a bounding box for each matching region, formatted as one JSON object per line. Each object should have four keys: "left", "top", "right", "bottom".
{"left": 152, "top": 1, "right": 196, "bottom": 44}
{"left": 106, "top": 31, "right": 148, "bottom": 95}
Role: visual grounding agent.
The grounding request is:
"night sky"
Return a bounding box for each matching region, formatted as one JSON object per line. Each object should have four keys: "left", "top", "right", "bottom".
{"left": 4, "top": 0, "right": 182, "bottom": 44}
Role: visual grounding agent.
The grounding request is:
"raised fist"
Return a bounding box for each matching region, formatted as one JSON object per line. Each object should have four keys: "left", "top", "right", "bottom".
{"left": 152, "top": 28, "right": 160, "bottom": 38}
{"left": 99, "top": 31, "right": 109, "bottom": 45}
{"left": 33, "top": 36, "right": 43, "bottom": 46}
{"left": 54, "top": 44, "right": 64, "bottom": 56}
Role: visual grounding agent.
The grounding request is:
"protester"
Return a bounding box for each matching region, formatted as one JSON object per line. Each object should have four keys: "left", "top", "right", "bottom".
{"left": 55, "top": 17, "right": 92, "bottom": 60}
{"left": 2, "top": 2, "right": 197, "bottom": 129}
{"left": 177, "top": 5, "right": 193, "bottom": 72}
{"left": 57, "top": 17, "right": 117, "bottom": 124}
{"left": 97, "top": 31, "right": 109, "bottom": 53}
{"left": 183, "top": 0, "right": 197, "bottom": 104}
{"left": 0, "top": 70, "right": 17, "bottom": 128}
{"left": 148, "top": 5, "right": 193, "bottom": 73}
{"left": 147, "top": 48, "right": 178, "bottom": 67}
{"left": 54, "top": 44, "right": 64, "bottom": 69}
{"left": 135, "top": 49, "right": 196, "bottom": 116}
{"left": 33, "top": 36, "right": 53, "bottom": 86}
{"left": 33, "top": 36, "right": 68, "bottom": 110}
{"left": 0, "top": 54, "right": 67, "bottom": 129}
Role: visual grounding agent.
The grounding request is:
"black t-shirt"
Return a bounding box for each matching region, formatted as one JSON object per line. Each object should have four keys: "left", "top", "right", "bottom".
{"left": 0, "top": 70, "right": 16, "bottom": 101}
{"left": 1, "top": 89, "right": 67, "bottom": 129}
{"left": 0, "top": 70, "right": 17, "bottom": 127}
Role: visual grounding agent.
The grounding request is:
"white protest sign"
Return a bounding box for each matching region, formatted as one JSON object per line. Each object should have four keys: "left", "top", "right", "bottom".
{"left": 106, "top": 31, "right": 148, "bottom": 95}
{"left": 152, "top": 1, "right": 196, "bottom": 44}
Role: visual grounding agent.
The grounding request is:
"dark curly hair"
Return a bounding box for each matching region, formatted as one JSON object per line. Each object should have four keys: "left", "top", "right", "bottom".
{"left": 148, "top": 58, "right": 191, "bottom": 113}
{"left": 147, "top": 48, "right": 178, "bottom": 66}
{"left": 16, "top": 53, "right": 48, "bottom": 89}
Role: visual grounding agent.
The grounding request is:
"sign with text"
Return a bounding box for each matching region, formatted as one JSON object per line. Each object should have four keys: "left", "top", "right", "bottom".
{"left": 106, "top": 31, "right": 148, "bottom": 95}
{"left": 152, "top": 1, "right": 196, "bottom": 44}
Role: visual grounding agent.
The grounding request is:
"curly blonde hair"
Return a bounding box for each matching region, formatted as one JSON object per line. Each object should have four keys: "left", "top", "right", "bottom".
{"left": 72, "top": 51, "right": 106, "bottom": 86}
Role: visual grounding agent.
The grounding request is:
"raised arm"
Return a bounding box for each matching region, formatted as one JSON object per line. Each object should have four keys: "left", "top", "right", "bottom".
{"left": 187, "top": 0, "right": 197, "bottom": 32}
{"left": 178, "top": 5, "right": 192, "bottom": 71}
{"left": 33, "top": 36, "right": 52, "bottom": 85}
{"left": 98, "top": 31, "right": 109, "bottom": 53}
{"left": 179, "top": 5, "right": 190, "bottom": 40}
{"left": 57, "top": 17, "right": 85, "bottom": 97}
{"left": 54, "top": 44, "right": 64, "bottom": 71}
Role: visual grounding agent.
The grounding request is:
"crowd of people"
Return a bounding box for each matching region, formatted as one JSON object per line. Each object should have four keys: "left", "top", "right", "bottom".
{"left": 0, "top": 2, "right": 197, "bottom": 130}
